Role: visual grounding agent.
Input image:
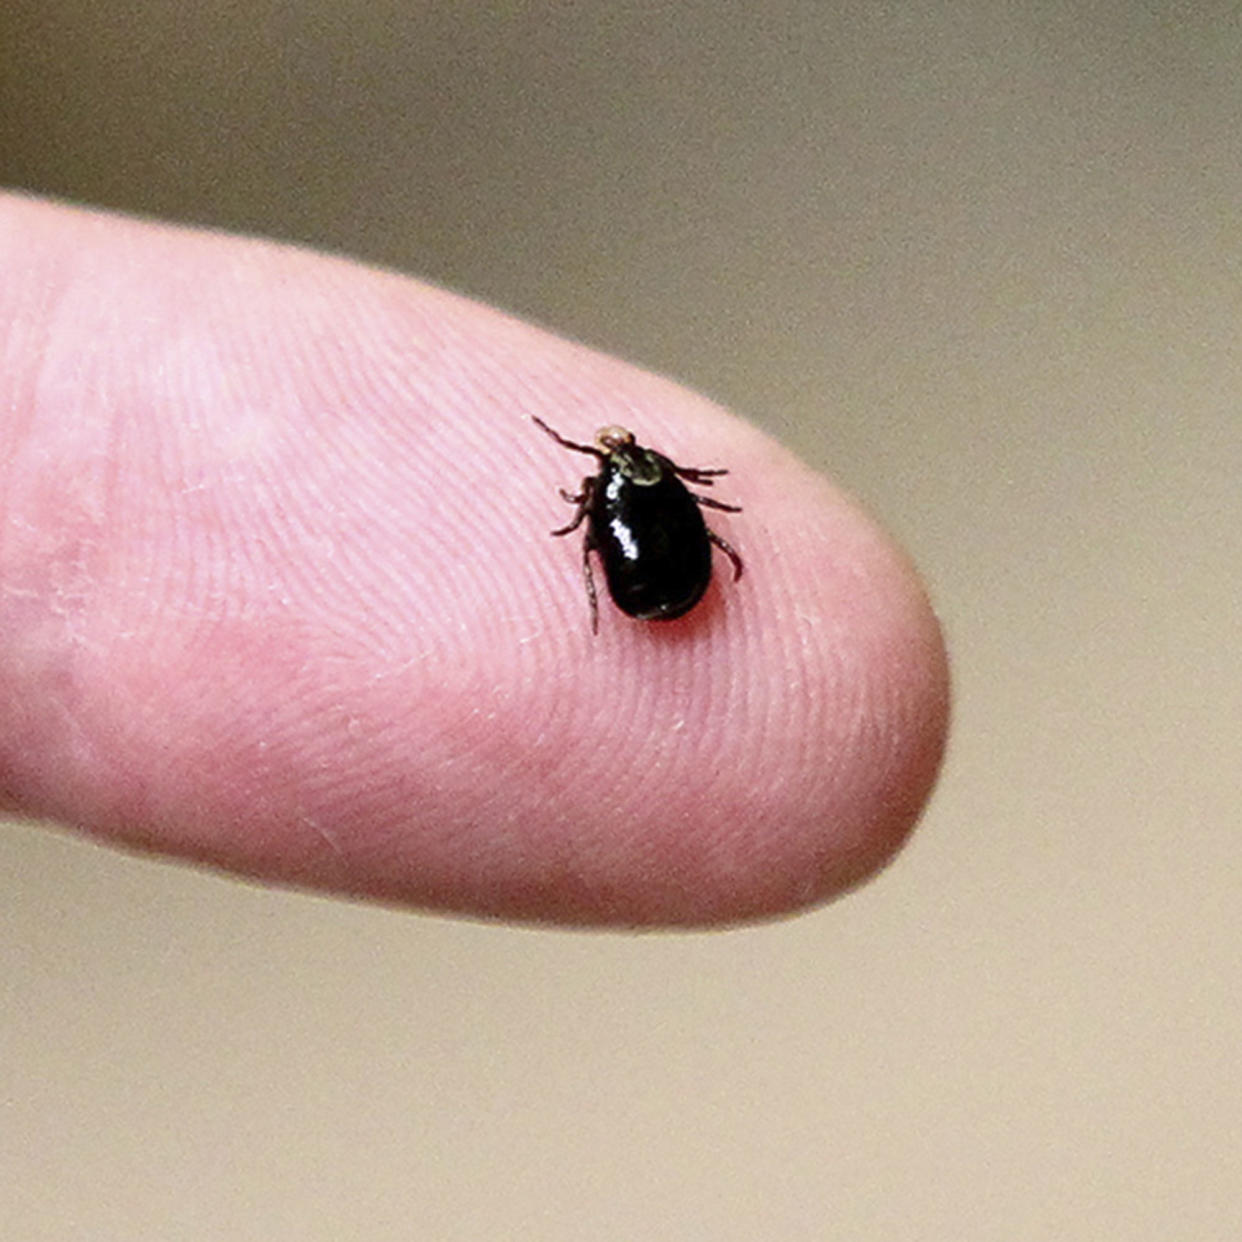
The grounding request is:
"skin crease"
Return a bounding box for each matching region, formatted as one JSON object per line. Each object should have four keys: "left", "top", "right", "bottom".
{"left": 0, "top": 193, "right": 949, "bottom": 927}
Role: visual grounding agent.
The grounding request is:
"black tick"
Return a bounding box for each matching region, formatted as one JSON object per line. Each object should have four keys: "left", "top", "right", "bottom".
{"left": 532, "top": 416, "right": 744, "bottom": 633}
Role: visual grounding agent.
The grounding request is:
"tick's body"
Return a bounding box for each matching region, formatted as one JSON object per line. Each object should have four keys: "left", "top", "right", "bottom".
{"left": 533, "top": 417, "right": 743, "bottom": 632}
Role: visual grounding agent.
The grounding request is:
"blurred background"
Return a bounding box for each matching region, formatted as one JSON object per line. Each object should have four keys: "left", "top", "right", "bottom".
{"left": 2, "top": 2, "right": 1239, "bottom": 1237}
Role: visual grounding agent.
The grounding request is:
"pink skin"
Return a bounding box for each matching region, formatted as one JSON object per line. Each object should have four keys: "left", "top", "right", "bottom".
{"left": 0, "top": 193, "right": 949, "bottom": 926}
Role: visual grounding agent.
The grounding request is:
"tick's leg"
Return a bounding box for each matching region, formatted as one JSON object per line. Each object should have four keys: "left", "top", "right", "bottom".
{"left": 707, "top": 528, "right": 744, "bottom": 581}
{"left": 674, "top": 464, "right": 729, "bottom": 484}
{"left": 693, "top": 493, "right": 742, "bottom": 513}
{"left": 551, "top": 477, "right": 595, "bottom": 536}
{"left": 581, "top": 533, "right": 600, "bottom": 634}
{"left": 532, "top": 415, "right": 603, "bottom": 458}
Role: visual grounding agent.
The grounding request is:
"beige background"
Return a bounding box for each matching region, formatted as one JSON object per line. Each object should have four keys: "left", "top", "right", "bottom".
{"left": 2, "top": 3, "right": 1239, "bottom": 1238}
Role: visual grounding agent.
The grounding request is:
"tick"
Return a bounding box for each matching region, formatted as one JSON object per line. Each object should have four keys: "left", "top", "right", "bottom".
{"left": 532, "top": 416, "right": 744, "bottom": 633}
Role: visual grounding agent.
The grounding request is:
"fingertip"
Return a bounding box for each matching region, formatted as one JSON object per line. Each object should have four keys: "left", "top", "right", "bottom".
{"left": 0, "top": 195, "right": 949, "bottom": 926}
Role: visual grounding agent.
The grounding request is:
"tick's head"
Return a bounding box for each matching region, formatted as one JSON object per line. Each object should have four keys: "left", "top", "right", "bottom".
{"left": 597, "top": 427, "right": 665, "bottom": 486}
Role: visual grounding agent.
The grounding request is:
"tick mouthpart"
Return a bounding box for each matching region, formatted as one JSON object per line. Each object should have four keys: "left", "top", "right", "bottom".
{"left": 594, "top": 425, "right": 636, "bottom": 453}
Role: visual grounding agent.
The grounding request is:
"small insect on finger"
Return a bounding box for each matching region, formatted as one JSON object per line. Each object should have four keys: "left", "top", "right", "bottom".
{"left": 532, "top": 416, "right": 745, "bottom": 631}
